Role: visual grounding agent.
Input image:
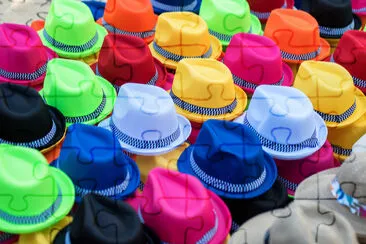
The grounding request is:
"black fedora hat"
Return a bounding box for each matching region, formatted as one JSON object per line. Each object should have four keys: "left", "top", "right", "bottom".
{"left": 0, "top": 83, "right": 65, "bottom": 151}
{"left": 53, "top": 194, "right": 160, "bottom": 244}
{"left": 301, "top": 0, "right": 362, "bottom": 39}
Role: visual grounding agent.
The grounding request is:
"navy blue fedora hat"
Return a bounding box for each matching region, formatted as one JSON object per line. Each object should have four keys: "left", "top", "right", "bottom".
{"left": 53, "top": 123, "right": 140, "bottom": 202}
{"left": 178, "top": 119, "right": 277, "bottom": 199}
{"left": 152, "top": 0, "right": 202, "bottom": 14}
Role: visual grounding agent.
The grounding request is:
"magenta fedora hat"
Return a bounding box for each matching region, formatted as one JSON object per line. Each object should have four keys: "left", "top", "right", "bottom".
{"left": 223, "top": 33, "right": 293, "bottom": 95}
{"left": 0, "top": 23, "right": 57, "bottom": 91}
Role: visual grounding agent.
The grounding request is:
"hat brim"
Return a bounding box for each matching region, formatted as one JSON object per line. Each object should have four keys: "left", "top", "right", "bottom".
{"left": 38, "top": 23, "right": 107, "bottom": 59}
{"left": 149, "top": 34, "right": 222, "bottom": 70}
{"left": 294, "top": 169, "right": 366, "bottom": 238}
{"left": 234, "top": 111, "right": 328, "bottom": 160}
{"left": 178, "top": 145, "right": 278, "bottom": 199}
{"left": 172, "top": 85, "right": 247, "bottom": 124}
{"left": 0, "top": 168, "right": 75, "bottom": 234}
{"left": 98, "top": 114, "right": 192, "bottom": 156}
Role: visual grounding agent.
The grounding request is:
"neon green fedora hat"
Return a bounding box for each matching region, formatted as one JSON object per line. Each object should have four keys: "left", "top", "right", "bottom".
{"left": 0, "top": 144, "right": 75, "bottom": 234}
{"left": 199, "top": 0, "right": 263, "bottom": 47}
{"left": 39, "top": 58, "right": 116, "bottom": 127}
{"left": 38, "top": 0, "right": 107, "bottom": 59}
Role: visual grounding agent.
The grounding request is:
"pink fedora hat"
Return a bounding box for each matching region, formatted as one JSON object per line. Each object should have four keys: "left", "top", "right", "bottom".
{"left": 0, "top": 23, "right": 57, "bottom": 91}
{"left": 275, "top": 140, "right": 340, "bottom": 197}
{"left": 223, "top": 33, "right": 293, "bottom": 95}
{"left": 127, "top": 168, "right": 231, "bottom": 243}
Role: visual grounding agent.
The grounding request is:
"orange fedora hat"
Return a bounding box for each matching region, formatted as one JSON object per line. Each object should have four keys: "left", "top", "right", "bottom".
{"left": 97, "top": 0, "right": 157, "bottom": 44}
{"left": 264, "top": 9, "right": 330, "bottom": 64}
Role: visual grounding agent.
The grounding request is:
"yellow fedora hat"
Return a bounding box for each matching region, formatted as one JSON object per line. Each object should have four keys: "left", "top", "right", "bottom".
{"left": 169, "top": 58, "right": 247, "bottom": 124}
{"left": 293, "top": 61, "right": 366, "bottom": 128}
{"left": 149, "top": 12, "right": 222, "bottom": 70}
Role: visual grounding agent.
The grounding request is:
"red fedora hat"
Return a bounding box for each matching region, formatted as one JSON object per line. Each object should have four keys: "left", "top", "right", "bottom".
{"left": 91, "top": 34, "right": 167, "bottom": 90}
{"left": 248, "top": 0, "right": 295, "bottom": 23}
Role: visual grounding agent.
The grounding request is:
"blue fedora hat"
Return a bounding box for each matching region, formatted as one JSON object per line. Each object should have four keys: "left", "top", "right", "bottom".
{"left": 152, "top": 0, "right": 202, "bottom": 14}
{"left": 178, "top": 119, "right": 277, "bottom": 199}
{"left": 82, "top": 0, "right": 106, "bottom": 21}
{"left": 53, "top": 123, "right": 140, "bottom": 202}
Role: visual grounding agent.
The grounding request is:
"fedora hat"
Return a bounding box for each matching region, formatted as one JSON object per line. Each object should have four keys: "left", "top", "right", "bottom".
{"left": 224, "top": 33, "right": 294, "bottom": 95}
{"left": 302, "top": 0, "right": 362, "bottom": 39}
{"left": 275, "top": 140, "right": 340, "bottom": 197}
{"left": 127, "top": 168, "right": 231, "bottom": 243}
{"left": 0, "top": 23, "right": 57, "bottom": 91}
{"left": 230, "top": 201, "right": 359, "bottom": 244}
{"left": 235, "top": 85, "right": 328, "bottom": 160}
{"left": 295, "top": 151, "right": 366, "bottom": 241}
{"left": 170, "top": 58, "right": 247, "bottom": 123}
{"left": 352, "top": 0, "right": 366, "bottom": 16}
{"left": 264, "top": 9, "right": 331, "bottom": 64}
{"left": 149, "top": 12, "right": 222, "bottom": 70}
{"left": 248, "top": 0, "right": 295, "bottom": 23}
{"left": 0, "top": 232, "right": 18, "bottom": 244}
{"left": 199, "top": 0, "right": 262, "bottom": 48}
{"left": 0, "top": 144, "right": 75, "bottom": 234}
{"left": 328, "top": 30, "right": 366, "bottom": 93}
{"left": 99, "top": 83, "right": 191, "bottom": 156}
{"left": 152, "top": 0, "right": 201, "bottom": 14}
{"left": 54, "top": 124, "right": 140, "bottom": 202}
{"left": 54, "top": 194, "right": 160, "bottom": 244}
{"left": 0, "top": 83, "right": 65, "bottom": 152}
{"left": 91, "top": 34, "right": 167, "bottom": 91}
{"left": 96, "top": 0, "right": 157, "bottom": 44}
{"left": 294, "top": 61, "right": 366, "bottom": 128}
{"left": 38, "top": 0, "right": 107, "bottom": 59}
{"left": 40, "top": 58, "right": 116, "bottom": 127}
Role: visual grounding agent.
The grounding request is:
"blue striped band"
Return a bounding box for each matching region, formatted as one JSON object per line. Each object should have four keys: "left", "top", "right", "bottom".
{"left": 0, "top": 185, "right": 62, "bottom": 225}
{"left": 109, "top": 119, "right": 181, "bottom": 150}
{"left": 331, "top": 144, "right": 352, "bottom": 157}
{"left": 243, "top": 115, "right": 319, "bottom": 152}
{"left": 151, "top": 0, "right": 198, "bottom": 12}
{"left": 138, "top": 181, "right": 145, "bottom": 191}
{"left": 0, "top": 60, "right": 48, "bottom": 80}
{"left": 170, "top": 90, "right": 238, "bottom": 117}
{"left": 102, "top": 19, "right": 155, "bottom": 39}
{"left": 280, "top": 47, "right": 321, "bottom": 61}
{"left": 42, "top": 29, "right": 99, "bottom": 53}
{"left": 0, "top": 120, "right": 57, "bottom": 149}
{"left": 329, "top": 55, "right": 366, "bottom": 88}
{"left": 251, "top": 2, "right": 287, "bottom": 19}
{"left": 0, "top": 232, "right": 16, "bottom": 242}
{"left": 319, "top": 20, "right": 355, "bottom": 38}
{"left": 353, "top": 7, "right": 366, "bottom": 13}
{"left": 209, "top": 26, "right": 252, "bottom": 43}
{"left": 190, "top": 150, "right": 267, "bottom": 193}
{"left": 232, "top": 74, "right": 284, "bottom": 90}
{"left": 231, "top": 220, "right": 241, "bottom": 233}
{"left": 152, "top": 42, "right": 213, "bottom": 62}
{"left": 277, "top": 175, "right": 298, "bottom": 192}
{"left": 64, "top": 91, "right": 106, "bottom": 124}
{"left": 315, "top": 100, "right": 356, "bottom": 123}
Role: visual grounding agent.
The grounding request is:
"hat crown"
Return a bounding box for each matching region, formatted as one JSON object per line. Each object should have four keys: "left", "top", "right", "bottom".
{"left": 199, "top": 0, "right": 251, "bottom": 34}
{"left": 0, "top": 145, "right": 59, "bottom": 216}
{"left": 154, "top": 12, "right": 212, "bottom": 57}
{"left": 98, "top": 34, "right": 156, "bottom": 86}
{"left": 264, "top": 9, "right": 321, "bottom": 55}
{"left": 44, "top": 0, "right": 97, "bottom": 46}
{"left": 224, "top": 33, "right": 284, "bottom": 85}
{"left": 43, "top": 58, "right": 104, "bottom": 118}
{"left": 172, "top": 59, "right": 237, "bottom": 109}
{"left": 247, "top": 85, "right": 317, "bottom": 144}
{"left": 0, "top": 83, "right": 54, "bottom": 142}
{"left": 248, "top": 0, "right": 288, "bottom": 12}
{"left": 0, "top": 23, "right": 49, "bottom": 74}
{"left": 294, "top": 61, "right": 356, "bottom": 115}
{"left": 112, "top": 83, "right": 180, "bottom": 141}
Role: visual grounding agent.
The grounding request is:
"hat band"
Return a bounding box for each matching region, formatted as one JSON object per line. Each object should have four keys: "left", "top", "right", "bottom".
{"left": 277, "top": 175, "right": 298, "bottom": 192}
{"left": 232, "top": 73, "right": 284, "bottom": 90}
{"left": 208, "top": 26, "right": 252, "bottom": 43}
{"left": 101, "top": 19, "right": 156, "bottom": 39}
{"left": 151, "top": 0, "right": 198, "bottom": 11}
{"left": 231, "top": 220, "right": 240, "bottom": 233}
{"left": 280, "top": 47, "right": 321, "bottom": 61}
{"left": 0, "top": 60, "right": 48, "bottom": 81}
{"left": 331, "top": 144, "right": 352, "bottom": 157}
{"left": 138, "top": 206, "right": 219, "bottom": 244}
{"left": 331, "top": 176, "right": 366, "bottom": 217}
{"left": 42, "top": 29, "right": 99, "bottom": 53}
{"left": 152, "top": 42, "right": 213, "bottom": 62}
{"left": 315, "top": 100, "right": 356, "bottom": 124}
{"left": 0, "top": 120, "right": 56, "bottom": 149}
{"left": 170, "top": 90, "right": 238, "bottom": 116}
{"left": 0, "top": 185, "right": 62, "bottom": 225}
{"left": 190, "top": 151, "right": 267, "bottom": 193}
{"left": 109, "top": 119, "right": 181, "bottom": 149}
{"left": 0, "top": 232, "right": 16, "bottom": 242}
{"left": 353, "top": 7, "right": 366, "bottom": 13}
{"left": 250, "top": 2, "right": 287, "bottom": 19}
{"left": 243, "top": 115, "right": 319, "bottom": 152}
{"left": 319, "top": 19, "right": 355, "bottom": 38}
{"left": 64, "top": 91, "right": 106, "bottom": 124}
